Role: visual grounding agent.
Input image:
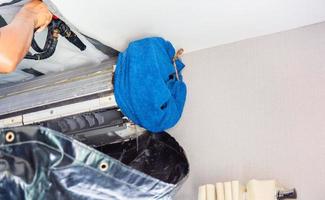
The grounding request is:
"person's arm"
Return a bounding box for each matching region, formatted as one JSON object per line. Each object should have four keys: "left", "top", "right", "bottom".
{"left": 0, "top": 0, "right": 52, "bottom": 73}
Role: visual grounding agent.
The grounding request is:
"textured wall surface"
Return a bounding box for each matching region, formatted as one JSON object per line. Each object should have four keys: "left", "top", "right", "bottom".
{"left": 172, "top": 22, "right": 325, "bottom": 200}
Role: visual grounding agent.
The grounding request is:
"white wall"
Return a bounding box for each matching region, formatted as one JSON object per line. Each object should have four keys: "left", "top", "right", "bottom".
{"left": 172, "top": 22, "right": 325, "bottom": 200}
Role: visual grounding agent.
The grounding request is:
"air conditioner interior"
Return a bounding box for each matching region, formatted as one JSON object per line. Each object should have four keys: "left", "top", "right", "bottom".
{"left": 0, "top": 59, "right": 146, "bottom": 148}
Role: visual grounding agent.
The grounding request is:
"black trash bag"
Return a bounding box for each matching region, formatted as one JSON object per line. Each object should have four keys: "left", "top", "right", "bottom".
{"left": 97, "top": 132, "right": 189, "bottom": 184}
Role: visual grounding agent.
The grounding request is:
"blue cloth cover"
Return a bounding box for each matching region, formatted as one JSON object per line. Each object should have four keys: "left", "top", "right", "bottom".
{"left": 114, "top": 37, "right": 186, "bottom": 132}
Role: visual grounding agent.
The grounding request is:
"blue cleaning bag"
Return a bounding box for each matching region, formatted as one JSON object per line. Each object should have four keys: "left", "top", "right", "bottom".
{"left": 114, "top": 37, "right": 187, "bottom": 132}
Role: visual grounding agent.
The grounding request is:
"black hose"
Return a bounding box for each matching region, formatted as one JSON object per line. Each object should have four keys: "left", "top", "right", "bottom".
{"left": 25, "top": 18, "right": 86, "bottom": 60}
{"left": 30, "top": 27, "right": 54, "bottom": 53}
{"left": 31, "top": 37, "right": 43, "bottom": 52}
{"left": 57, "top": 20, "right": 86, "bottom": 51}
{"left": 25, "top": 37, "right": 58, "bottom": 60}
{"left": 25, "top": 29, "right": 59, "bottom": 60}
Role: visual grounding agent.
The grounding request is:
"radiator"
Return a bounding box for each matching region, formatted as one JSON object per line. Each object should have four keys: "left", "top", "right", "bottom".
{"left": 198, "top": 179, "right": 297, "bottom": 200}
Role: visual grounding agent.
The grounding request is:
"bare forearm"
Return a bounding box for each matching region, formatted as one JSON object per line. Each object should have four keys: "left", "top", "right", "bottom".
{"left": 0, "top": 0, "right": 52, "bottom": 73}
{"left": 0, "top": 11, "right": 35, "bottom": 73}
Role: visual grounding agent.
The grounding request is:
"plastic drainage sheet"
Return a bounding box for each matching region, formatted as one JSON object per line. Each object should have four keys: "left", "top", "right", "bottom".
{"left": 0, "top": 126, "right": 189, "bottom": 200}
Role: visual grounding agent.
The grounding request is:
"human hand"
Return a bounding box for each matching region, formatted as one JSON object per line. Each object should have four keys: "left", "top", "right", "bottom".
{"left": 20, "top": 0, "right": 52, "bottom": 32}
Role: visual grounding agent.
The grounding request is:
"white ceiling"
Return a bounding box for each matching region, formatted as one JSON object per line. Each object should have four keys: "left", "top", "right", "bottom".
{"left": 51, "top": 0, "right": 325, "bottom": 52}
